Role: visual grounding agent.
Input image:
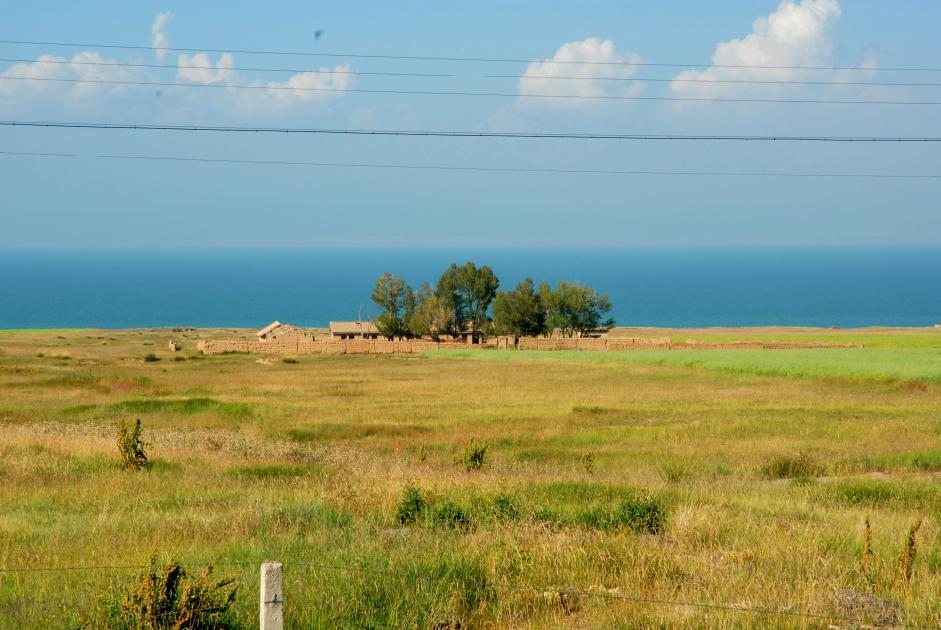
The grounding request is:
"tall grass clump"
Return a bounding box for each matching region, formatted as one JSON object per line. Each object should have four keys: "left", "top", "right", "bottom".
{"left": 100, "top": 557, "right": 239, "bottom": 629}
{"left": 329, "top": 556, "right": 490, "bottom": 629}
{"left": 143, "top": 353, "right": 160, "bottom": 363}
{"left": 396, "top": 483, "right": 426, "bottom": 525}
{"left": 581, "top": 452, "right": 595, "bottom": 475}
{"left": 576, "top": 495, "right": 667, "bottom": 534}
{"left": 761, "top": 453, "right": 822, "bottom": 479}
{"left": 456, "top": 441, "right": 488, "bottom": 471}
{"left": 430, "top": 501, "right": 471, "bottom": 529}
{"left": 896, "top": 518, "right": 923, "bottom": 589}
{"left": 117, "top": 419, "right": 149, "bottom": 470}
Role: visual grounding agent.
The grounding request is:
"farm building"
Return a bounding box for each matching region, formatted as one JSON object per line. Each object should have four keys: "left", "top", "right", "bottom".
{"left": 256, "top": 321, "right": 316, "bottom": 342}
{"left": 329, "top": 321, "right": 381, "bottom": 340}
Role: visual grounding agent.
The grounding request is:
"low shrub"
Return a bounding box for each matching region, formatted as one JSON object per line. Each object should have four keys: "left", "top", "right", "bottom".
{"left": 456, "top": 441, "right": 488, "bottom": 471}
{"left": 101, "top": 556, "right": 239, "bottom": 629}
{"left": 761, "top": 453, "right": 823, "bottom": 479}
{"left": 396, "top": 484, "right": 426, "bottom": 525}
{"left": 430, "top": 501, "right": 470, "bottom": 529}
{"left": 117, "top": 419, "right": 149, "bottom": 470}
{"left": 143, "top": 353, "right": 160, "bottom": 363}
{"left": 282, "top": 357, "right": 299, "bottom": 364}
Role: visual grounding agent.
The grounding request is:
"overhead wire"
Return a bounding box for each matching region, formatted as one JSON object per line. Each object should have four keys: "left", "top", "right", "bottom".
{"left": 1, "top": 38, "right": 939, "bottom": 72}
{"left": 1, "top": 150, "right": 937, "bottom": 180}
{"left": 1, "top": 75, "right": 940, "bottom": 105}
{"left": 2, "top": 120, "right": 939, "bottom": 142}
{"left": 0, "top": 56, "right": 938, "bottom": 87}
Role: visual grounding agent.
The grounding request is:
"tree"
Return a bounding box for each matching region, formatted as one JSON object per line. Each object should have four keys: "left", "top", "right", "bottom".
{"left": 370, "top": 272, "right": 411, "bottom": 339}
{"left": 408, "top": 283, "right": 455, "bottom": 341}
{"left": 539, "top": 280, "right": 615, "bottom": 337}
{"left": 435, "top": 262, "right": 499, "bottom": 340}
{"left": 492, "top": 277, "right": 546, "bottom": 337}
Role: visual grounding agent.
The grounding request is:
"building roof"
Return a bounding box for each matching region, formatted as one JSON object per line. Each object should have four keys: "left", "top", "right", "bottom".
{"left": 257, "top": 321, "right": 282, "bottom": 338}
{"left": 329, "top": 321, "right": 380, "bottom": 335}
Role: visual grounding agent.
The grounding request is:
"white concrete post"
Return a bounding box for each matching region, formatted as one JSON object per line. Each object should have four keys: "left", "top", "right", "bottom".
{"left": 260, "top": 561, "right": 283, "bottom": 630}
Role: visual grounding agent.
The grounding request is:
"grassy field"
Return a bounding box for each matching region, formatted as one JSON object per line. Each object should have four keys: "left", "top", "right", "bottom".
{"left": 431, "top": 348, "right": 941, "bottom": 383}
{"left": 1, "top": 328, "right": 940, "bottom": 628}
{"left": 612, "top": 326, "right": 941, "bottom": 349}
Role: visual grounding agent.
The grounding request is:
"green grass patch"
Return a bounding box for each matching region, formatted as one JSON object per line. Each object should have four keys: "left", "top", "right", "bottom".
{"left": 230, "top": 464, "right": 314, "bottom": 480}
{"left": 288, "top": 423, "right": 428, "bottom": 441}
{"left": 63, "top": 397, "right": 252, "bottom": 418}
{"left": 821, "top": 479, "right": 941, "bottom": 509}
{"left": 427, "top": 348, "right": 941, "bottom": 383}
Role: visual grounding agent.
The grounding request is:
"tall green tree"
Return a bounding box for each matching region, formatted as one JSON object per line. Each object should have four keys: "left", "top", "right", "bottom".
{"left": 492, "top": 277, "right": 546, "bottom": 337}
{"left": 435, "top": 262, "right": 499, "bottom": 340}
{"left": 408, "top": 282, "right": 455, "bottom": 341}
{"left": 370, "top": 272, "right": 411, "bottom": 339}
{"left": 539, "top": 280, "right": 615, "bottom": 337}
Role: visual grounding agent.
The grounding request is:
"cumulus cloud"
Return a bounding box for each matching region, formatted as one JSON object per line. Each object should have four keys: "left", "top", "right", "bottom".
{"left": 151, "top": 12, "right": 174, "bottom": 62}
{"left": 519, "top": 37, "right": 641, "bottom": 106}
{"left": 0, "top": 52, "right": 143, "bottom": 102}
{"left": 671, "top": 0, "right": 841, "bottom": 99}
{"left": 233, "top": 64, "right": 355, "bottom": 114}
{"left": 176, "top": 53, "right": 236, "bottom": 84}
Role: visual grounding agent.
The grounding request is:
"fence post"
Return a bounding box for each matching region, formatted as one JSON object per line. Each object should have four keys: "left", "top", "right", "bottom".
{"left": 260, "top": 560, "right": 283, "bottom": 630}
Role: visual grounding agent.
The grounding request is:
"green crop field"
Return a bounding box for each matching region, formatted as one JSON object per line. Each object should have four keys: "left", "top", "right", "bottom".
{"left": 1, "top": 328, "right": 939, "bottom": 628}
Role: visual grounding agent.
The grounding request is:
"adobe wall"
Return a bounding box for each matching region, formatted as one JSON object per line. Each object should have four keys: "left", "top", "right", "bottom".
{"left": 196, "top": 339, "right": 472, "bottom": 356}
{"left": 197, "top": 336, "right": 859, "bottom": 356}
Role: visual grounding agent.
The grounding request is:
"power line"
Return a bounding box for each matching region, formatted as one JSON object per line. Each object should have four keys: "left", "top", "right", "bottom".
{"left": 2, "top": 150, "right": 937, "bottom": 180}
{"left": 2, "top": 75, "right": 941, "bottom": 105}
{"left": 2, "top": 56, "right": 939, "bottom": 87}
{"left": 3, "top": 120, "right": 940, "bottom": 142}
{"left": 1, "top": 38, "right": 938, "bottom": 72}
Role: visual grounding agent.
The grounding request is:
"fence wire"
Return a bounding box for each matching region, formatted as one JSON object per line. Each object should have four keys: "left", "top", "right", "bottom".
{"left": 0, "top": 559, "right": 928, "bottom": 628}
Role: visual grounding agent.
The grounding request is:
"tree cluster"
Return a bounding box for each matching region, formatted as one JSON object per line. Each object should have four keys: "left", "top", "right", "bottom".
{"left": 369, "top": 263, "right": 614, "bottom": 341}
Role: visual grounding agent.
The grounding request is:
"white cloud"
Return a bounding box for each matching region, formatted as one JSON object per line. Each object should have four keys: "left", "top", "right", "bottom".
{"left": 233, "top": 64, "right": 355, "bottom": 114}
{"left": 152, "top": 12, "right": 174, "bottom": 62}
{"left": 518, "top": 37, "right": 641, "bottom": 106}
{"left": 671, "top": 0, "right": 841, "bottom": 99}
{"left": 0, "top": 52, "right": 143, "bottom": 102}
{"left": 176, "top": 53, "right": 235, "bottom": 84}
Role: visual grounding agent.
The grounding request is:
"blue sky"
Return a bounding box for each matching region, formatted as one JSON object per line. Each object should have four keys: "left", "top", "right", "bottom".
{"left": 1, "top": 1, "right": 939, "bottom": 247}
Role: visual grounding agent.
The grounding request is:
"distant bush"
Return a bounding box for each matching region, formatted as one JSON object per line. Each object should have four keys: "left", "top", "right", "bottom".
{"left": 761, "top": 453, "right": 822, "bottom": 480}
{"left": 396, "top": 484, "right": 426, "bottom": 525}
{"left": 102, "top": 556, "right": 239, "bottom": 629}
{"left": 172, "top": 356, "right": 186, "bottom": 362}
{"left": 117, "top": 419, "right": 149, "bottom": 471}
{"left": 456, "top": 441, "right": 488, "bottom": 471}
{"left": 143, "top": 353, "right": 160, "bottom": 363}
{"left": 430, "top": 501, "right": 470, "bottom": 529}
{"left": 282, "top": 357, "right": 299, "bottom": 364}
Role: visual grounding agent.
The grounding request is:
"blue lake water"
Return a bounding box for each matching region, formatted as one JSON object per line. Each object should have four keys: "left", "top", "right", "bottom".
{"left": 0, "top": 247, "right": 939, "bottom": 329}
